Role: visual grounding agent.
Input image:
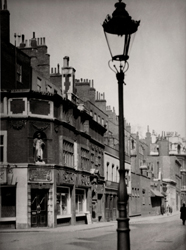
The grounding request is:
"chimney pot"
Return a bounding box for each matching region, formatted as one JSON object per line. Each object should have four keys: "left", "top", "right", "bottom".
{"left": 63, "top": 56, "right": 69, "bottom": 67}
{"left": 33, "top": 32, "right": 35, "bottom": 38}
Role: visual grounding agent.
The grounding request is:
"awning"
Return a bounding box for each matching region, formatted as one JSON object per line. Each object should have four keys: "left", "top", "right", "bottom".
{"left": 151, "top": 189, "right": 164, "bottom": 197}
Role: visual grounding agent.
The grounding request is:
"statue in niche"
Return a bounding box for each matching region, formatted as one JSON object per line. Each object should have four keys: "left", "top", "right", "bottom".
{"left": 33, "top": 132, "right": 45, "bottom": 163}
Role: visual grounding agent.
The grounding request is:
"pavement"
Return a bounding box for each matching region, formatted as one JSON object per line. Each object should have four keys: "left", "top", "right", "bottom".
{"left": 0, "top": 211, "right": 180, "bottom": 233}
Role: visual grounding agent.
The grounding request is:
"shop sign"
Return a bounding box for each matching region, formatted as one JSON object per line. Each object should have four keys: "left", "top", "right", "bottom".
{"left": 0, "top": 167, "right": 7, "bottom": 184}
{"left": 29, "top": 168, "right": 52, "bottom": 182}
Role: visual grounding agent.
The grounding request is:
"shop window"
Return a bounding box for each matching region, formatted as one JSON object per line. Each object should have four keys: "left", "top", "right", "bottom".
{"left": 63, "top": 140, "right": 74, "bottom": 167}
{"left": 75, "top": 189, "right": 86, "bottom": 213}
{"left": 0, "top": 187, "right": 16, "bottom": 217}
{"left": 16, "top": 63, "right": 22, "bottom": 82}
{"left": 81, "top": 148, "right": 89, "bottom": 170}
{"left": 57, "top": 187, "right": 70, "bottom": 216}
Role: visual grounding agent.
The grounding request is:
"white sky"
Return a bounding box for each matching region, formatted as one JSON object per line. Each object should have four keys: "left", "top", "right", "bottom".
{"left": 8, "top": 0, "right": 186, "bottom": 138}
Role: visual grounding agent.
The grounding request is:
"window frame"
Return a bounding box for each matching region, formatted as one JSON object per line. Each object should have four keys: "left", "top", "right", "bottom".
{"left": 0, "top": 131, "right": 7, "bottom": 164}
{"left": 0, "top": 186, "right": 16, "bottom": 218}
{"left": 63, "top": 140, "right": 74, "bottom": 167}
{"left": 75, "top": 188, "right": 86, "bottom": 214}
{"left": 56, "top": 186, "right": 71, "bottom": 218}
{"left": 16, "top": 63, "right": 22, "bottom": 83}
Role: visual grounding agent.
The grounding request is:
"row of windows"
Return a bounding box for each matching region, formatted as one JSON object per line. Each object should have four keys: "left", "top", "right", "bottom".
{"left": 37, "top": 77, "right": 53, "bottom": 93}
{"left": 0, "top": 187, "right": 87, "bottom": 219}
{"left": 0, "top": 132, "right": 103, "bottom": 172}
{"left": 90, "top": 110, "right": 105, "bottom": 127}
{"left": 106, "top": 162, "right": 119, "bottom": 182}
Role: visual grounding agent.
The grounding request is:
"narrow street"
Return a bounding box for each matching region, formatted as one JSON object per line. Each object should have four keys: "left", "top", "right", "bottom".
{"left": 0, "top": 213, "right": 185, "bottom": 250}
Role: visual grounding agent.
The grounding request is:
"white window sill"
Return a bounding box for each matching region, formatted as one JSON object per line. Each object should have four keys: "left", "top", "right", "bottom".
{"left": 57, "top": 214, "right": 72, "bottom": 219}
{"left": 76, "top": 213, "right": 87, "bottom": 217}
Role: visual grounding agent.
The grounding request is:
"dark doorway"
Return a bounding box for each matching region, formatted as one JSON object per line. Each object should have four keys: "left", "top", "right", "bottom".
{"left": 31, "top": 189, "right": 48, "bottom": 227}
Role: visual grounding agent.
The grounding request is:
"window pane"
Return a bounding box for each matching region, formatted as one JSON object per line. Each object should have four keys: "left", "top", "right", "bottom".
{"left": 0, "top": 147, "right": 3, "bottom": 162}
{"left": 1, "top": 187, "right": 16, "bottom": 217}
{"left": 0, "top": 135, "right": 3, "bottom": 145}
{"left": 79, "top": 194, "right": 83, "bottom": 212}
{"left": 56, "top": 194, "right": 61, "bottom": 215}
{"left": 61, "top": 193, "right": 68, "bottom": 215}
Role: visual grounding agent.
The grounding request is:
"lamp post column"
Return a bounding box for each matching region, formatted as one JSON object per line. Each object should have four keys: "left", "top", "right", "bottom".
{"left": 116, "top": 68, "right": 130, "bottom": 250}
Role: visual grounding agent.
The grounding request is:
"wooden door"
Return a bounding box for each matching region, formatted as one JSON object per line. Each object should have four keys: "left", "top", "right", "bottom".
{"left": 31, "top": 189, "right": 48, "bottom": 227}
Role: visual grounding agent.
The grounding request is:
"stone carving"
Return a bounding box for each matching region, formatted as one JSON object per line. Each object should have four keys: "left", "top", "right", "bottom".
{"left": 10, "top": 120, "right": 26, "bottom": 130}
{"left": 32, "top": 122, "right": 49, "bottom": 131}
{"left": 60, "top": 170, "right": 76, "bottom": 184}
{"left": 80, "top": 174, "right": 90, "bottom": 186}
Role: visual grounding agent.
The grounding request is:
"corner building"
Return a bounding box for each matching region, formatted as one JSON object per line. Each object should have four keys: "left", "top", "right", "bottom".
{"left": 0, "top": 3, "right": 106, "bottom": 229}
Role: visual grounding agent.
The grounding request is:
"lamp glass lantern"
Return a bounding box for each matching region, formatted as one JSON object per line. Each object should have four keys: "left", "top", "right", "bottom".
{"left": 102, "top": 0, "right": 140, "bottom": 62}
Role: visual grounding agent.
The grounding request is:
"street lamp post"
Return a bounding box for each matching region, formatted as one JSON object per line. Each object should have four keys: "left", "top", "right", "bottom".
{"left": 102, "top": 1, "right": 140, "bottom": 250}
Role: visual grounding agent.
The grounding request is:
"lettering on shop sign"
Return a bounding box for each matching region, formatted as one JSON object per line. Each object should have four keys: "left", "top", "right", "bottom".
{"left": 29, "top": 168, "right": 52, "bottom": 182}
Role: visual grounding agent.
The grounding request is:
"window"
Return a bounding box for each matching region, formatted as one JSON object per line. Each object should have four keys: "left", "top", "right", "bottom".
{"left": 98, "top": 115, "right": 100, "bottom": 124}
{"left": 106, "top": 162, "right": 109, "bottom": 180}
{"left": 91, "top": 153, "right": 94, "bottom": 169}
{"left": 102, "top": 118, "right": 104, "bottom": 126}
{"left": 57, "top": 187, "right": 70, "bottom": 216}
{"left": 63, "top": 140, "right": 74, "bottom": 167}
{"left": 81, "top": 148, "right": 89, "bottom": 170}
{"left": 116, "top": 166, "right": 119, "bottom": 182}
{"left": 0, "top": 187, "right": 16, "bottom": 217}
{"left": 75, "top": 189, "right": 86, "bottom": 213}
{"left": 16, "top": 63, "right": 22, "bottom": 82}
{"left": 37, "top": 78, "right": 42, "bottom": 91}
{"left": 0, "top": 131, "right": 7, "bottom": 163}
{"left": 94, "top": 113, "right": 97, "bottom": 121}
{"left": 46, "top": 85, "right": 52, "bottom": 93}
{"left": 112, "top": 164, "right": 114, "bottom": 181}
{"left": 0, "top": 98, "right": 3, "bottom": 113}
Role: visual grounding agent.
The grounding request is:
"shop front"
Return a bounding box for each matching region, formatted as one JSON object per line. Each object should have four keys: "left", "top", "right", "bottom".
{"left": 105, "top": 181, "right": 118, "bottom": 221}
{"left": 0, "top": 165, "right": 17, "bottom": 229}
{"left": 28, "top": 165, "right": 54, "bottom": 228}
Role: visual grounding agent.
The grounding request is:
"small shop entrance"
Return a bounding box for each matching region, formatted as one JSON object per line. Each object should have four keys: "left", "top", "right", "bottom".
{"left": 31, "top": 189, "right": 48, "bottom": 227}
